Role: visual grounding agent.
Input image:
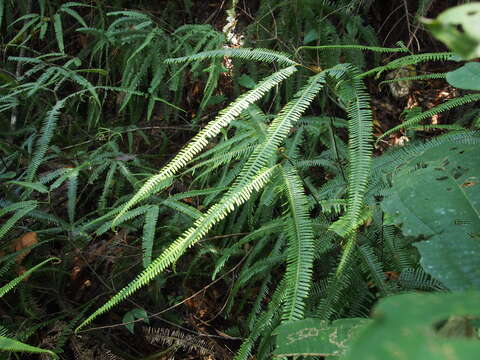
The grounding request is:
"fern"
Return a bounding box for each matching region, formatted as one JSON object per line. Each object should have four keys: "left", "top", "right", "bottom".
{"left": 141, "top": 205, "right": 159, "bottom": 268}
{"left": 76, "top": 165, "right": 278, "bottom": 331}
{"left": 379, "top": 72, "right": 447, "bottom": 87}
{"left": 165, "top": 47, "right": 298, "bottom": 67}
{"left": 329, "top": 65, "right": 373, "bottom": 237}
{"left": 0, "top": 257, "right": 59, "bottom": 298}
{"left": 359, "top": 52, "right": 455, "bottom": 78}
{"left": 298, "top": 43, "right": 408, "bottom": 55}
{"left": 317, "top": 234, "right": 357, "bottom": 320}
{"left": 234, "top": 278, "right": 286, "bottom": 360}
{"left": 113, "top": 65, "right": 297, "bottom": 226}
{"left": 280, "top": 166, "right": 315, "bottom": 322}
{"left": 377, "top": 93, "right": 480, "bottom": 143}
{"left": 0, "top": 201, "right": 38, "bottom": 240}
{"left": 25, "top": 99, "right": 66, "bottom": 182}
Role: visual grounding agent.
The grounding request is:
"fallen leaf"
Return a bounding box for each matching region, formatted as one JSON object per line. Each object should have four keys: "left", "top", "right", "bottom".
{"left": 11, "top": 232, "right": 38, "bottom": 264}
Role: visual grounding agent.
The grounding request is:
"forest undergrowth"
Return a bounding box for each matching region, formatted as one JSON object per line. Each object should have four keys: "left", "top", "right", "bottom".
{"left": 1, "top": 1, "right": 480, "bottom": 359}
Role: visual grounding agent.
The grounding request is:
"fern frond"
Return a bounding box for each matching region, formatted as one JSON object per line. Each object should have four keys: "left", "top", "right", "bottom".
{"left": 399, "top": 267, "right": 446, "bottom": 291}
{"left": 233, "top": 278, "right": 286, "bottom": 360}
{"left": 0, "top": 258, "right": 59, "bottom": 298}
{"left": 280, "top": 166, "right": 314, "bottom": 322}
{"left": 212, "top": 219, "right": 283, "bottom": 279}
{"left": 67, "top": 171, "right": 78, "bottom": 224}
{"left": 26, "top": 99, "right": 66, "bottom": 182}
{"left": 142, "top": 205, "right": 159, "bottom": 268}
{"left": 166, "top": 48, "right": 298, "bottom": 67}
{"left": 0, "top": 201, "right": 38, "bottom": 240}
{"left": 95, "top": 205, "right": 152, "bottom": 235}
{"left": 162, "top": 199, "right": 202, "bottom": 219}
{"left": 98, "top": 162, "right": 117, "bottom": 211}
{"left": 317, "top": 234, "right": 357, "bottom": 320}
{"left": 113, "top": 66, "right": 297, "bottom": 226}
{"left": 358, "top": 243, "right": 391, "bottom": 295}
{"left": 77, "top": 166, "right": 277, "bottom": 332}
{"left": 298, "top": 44, "right": 408, "bottom": 54}
{"left": 232, "top": 70, "right": 328, "bottom": 190}
{"left": 377, "top": 93, "right": 480, "bottom": 143}
{"left": 144, "top": 327, "right": 214, "bottom": 356}
{"left": 379, "top": 72, "right": 446, "bottom": 87}
{"left": 329, "top": 65, "right": 373, "bottom": 237}
{"left": 359, "top": 52, "right": 455, "bottom": 78}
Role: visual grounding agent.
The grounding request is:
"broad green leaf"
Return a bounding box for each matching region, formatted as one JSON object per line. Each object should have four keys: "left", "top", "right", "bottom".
{"left": 423, "top": 4, "right": 480, "bottom": 59}
{"left": 273, "top": 318, "right": 370, "bottom": 358}
{"left": 122, "top": 308, "right": 149, "bottom": 334}
{"left": 343, "top": 292, "right": 480, "bottom": 360}
{"left": 381, "top": 143, "right": 480, "bottom": 290}
{"left": 303, "top": 29, "right": 318, "bottom": 44}
{"left": 238, "top": 74, "right": 257, "bottom": 89}
{"left": 447, "top": 62, "right": 480, "bottom": 90}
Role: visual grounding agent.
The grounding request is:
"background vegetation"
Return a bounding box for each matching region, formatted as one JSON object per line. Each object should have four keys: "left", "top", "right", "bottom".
{"left": 1, "top": 0, "right": 479, "bottom": 359}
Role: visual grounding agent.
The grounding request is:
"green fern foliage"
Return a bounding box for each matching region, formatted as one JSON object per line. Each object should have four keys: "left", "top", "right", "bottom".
{"left": 113, "top": 65, "right": 297, "bottom": 226}
{"left": 280, "top": 166, "right": 314, "bottom": 322}
{"left": 329, "top": 65, "right": 373, "bottom": 237}
{"left": 77, "top": 165, "right": 278, "bottom": 331}
{"left": 377, "top": 93, "right": 480, "bottom": 143}
{"left": 166, "top": 48, "right": 298, "bottom": 67}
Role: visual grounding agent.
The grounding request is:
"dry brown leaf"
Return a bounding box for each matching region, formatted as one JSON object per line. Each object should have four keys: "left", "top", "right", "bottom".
{"left": 11, "top": 232, "right": 38, "bottom": 264}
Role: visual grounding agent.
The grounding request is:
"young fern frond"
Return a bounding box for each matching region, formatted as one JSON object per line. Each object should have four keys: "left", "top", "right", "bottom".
{"left": 113, "top": 66, "right": 297, "bottom": 227}
{"left": 377, "top": 93, "right": 480, "bottom": 143}
{"left": 280, "top": 166, "right": 314, "bottom": 322}
{"left": 165, "top": 48, "right": 298, "bottom": 67}
{"left": 76, "top": 166, "right": 278, "bottom": 332}
{"left": 329, "top": 65, "right": 373, "bottom": 237}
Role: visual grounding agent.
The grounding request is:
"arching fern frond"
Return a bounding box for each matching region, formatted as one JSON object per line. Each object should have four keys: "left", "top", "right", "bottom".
{"left": 376, "top": 93, "right": 480, "bottom": 143}
{"left": 166, "top": 48, "right": 298, "bottom": 67}
{"left": 0, "top": 201, "right": 38, "bottom": 240}
{"left": 76, "top": 165, "right": 278, "bottom": 332}
{"left": 359, "top": 52, "right": 455, "bottom": 78}
{"left": 297, "top": 44, "right": 408, "bottom": 55}
{"left": 379, "top": 72, "right": 447, "bottom": 88}
{"left": 113, "top": 66, "right": 297, "bottom": 227}
{"left": 232, "top": 70, "right": 328, "bottom": 189}
{"left": 0, "top": 258, "right": 59, "bottom": 298}
{"left": 280, "top": 166, "right": 314, "bottom": 322}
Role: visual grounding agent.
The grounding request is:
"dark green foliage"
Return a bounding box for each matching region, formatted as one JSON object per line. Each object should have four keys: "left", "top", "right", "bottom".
{"left": 1, "top": 1, "right": 479, "bottom": 359}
